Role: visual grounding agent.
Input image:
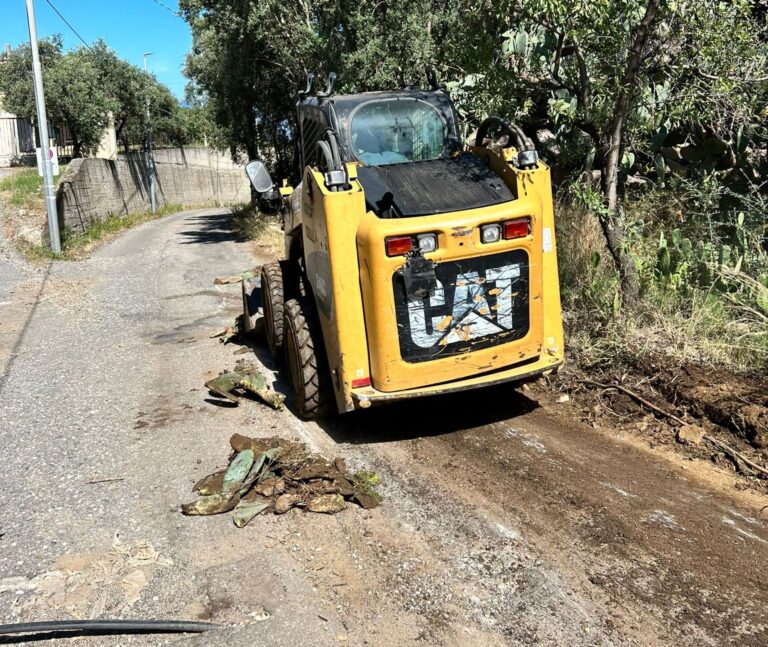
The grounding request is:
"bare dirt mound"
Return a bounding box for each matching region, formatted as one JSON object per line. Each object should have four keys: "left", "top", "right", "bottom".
{"left": 544, "top": 357, "right": 768, "bottom": 491}
{"left": 642, "top": 356, "right": 768, "bottom": 449}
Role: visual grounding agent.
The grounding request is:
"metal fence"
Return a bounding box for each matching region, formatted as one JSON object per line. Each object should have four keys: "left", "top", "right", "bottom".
{"left": 0, "top": 115, "right": 180, "bottom": 166}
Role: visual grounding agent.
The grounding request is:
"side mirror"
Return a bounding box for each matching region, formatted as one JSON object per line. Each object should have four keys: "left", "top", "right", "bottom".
{"left": 245, "top": 160, "right": 274, "bottom": 193}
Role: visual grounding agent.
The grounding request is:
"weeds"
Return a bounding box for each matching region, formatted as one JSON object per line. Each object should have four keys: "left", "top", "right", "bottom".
{"left": 66, "top": 204, "right": 184, "bottom": 255}
{"left": 0, "top": 166, "right": 67, "bottom": 209}
{"left": 557, "top": 184, "right": 768, "bottom": 377}
{"left": 231, "top": 204, "right": 283, "bottom": 258}
{"left": 21, "top": 203, "right": 184, "bottom": 262}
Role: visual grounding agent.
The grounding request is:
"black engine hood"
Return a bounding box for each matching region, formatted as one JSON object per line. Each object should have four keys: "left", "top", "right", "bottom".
{"left": 356, "top": 154, "right": 515, "bottom": 218}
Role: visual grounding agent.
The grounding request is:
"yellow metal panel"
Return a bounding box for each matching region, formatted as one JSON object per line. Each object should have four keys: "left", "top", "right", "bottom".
{"left": 514, "top": 162, "right": 564, "bottom": 363}
{"left": 472, "top": 150, "right": 564, "bottom": 360}
{"left": 357, "top": 199, "right": 545, "bottom": 391}
{"left": 350, "top": 355, "right": 562, "bottom": 406}
{"left": 301, "top": 164, "right": 371, "bottom": 412}
{"left": 299, "top": 150, "right": 563, "bottom": 412}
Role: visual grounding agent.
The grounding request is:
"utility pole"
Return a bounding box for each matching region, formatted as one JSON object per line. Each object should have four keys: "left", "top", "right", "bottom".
{"left": 25, "top": 0, "right": 61, "bottom": 253}
{"left": 143, "top": 52, "right": 157, "bottom": 214}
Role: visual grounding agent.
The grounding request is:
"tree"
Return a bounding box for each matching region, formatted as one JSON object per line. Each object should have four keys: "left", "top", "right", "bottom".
{"left": 47, "top": 47, "right": 116, "bottom": 156}
{"left": 424, "top": 0, "right": 765, "bottom": 307}
{"left": 0, "top": 37, "right": 192, "bottom": 156}
{"left": 0, "top": 37, "right": 114, "bottom": 156}
{"left": 179, "top": 90, "right": 225, "bottom": 148}
{"left": 0, "top": 35, "right": 64, "bottom": 120}
{"left": 179, "top": 0, "right": 459, "bottom": 172}
{"left": 180, "top": 0, "right": 767, "bottom": 307}
{"left": 180, "top": 0, "right": 316, "bottom": 169}
{"left": 84, "top": 41, "right": 148, "bottom": 152}
{"left": 85, "top": 41, "right": 192, "bottom": 151}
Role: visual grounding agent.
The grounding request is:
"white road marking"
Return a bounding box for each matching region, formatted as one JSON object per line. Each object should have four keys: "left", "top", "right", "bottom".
{"left": 646, "top": 510, "right": 683, "bottom": 530}
{"left": 599, "top": 482, "right": 639, "bottom": 499}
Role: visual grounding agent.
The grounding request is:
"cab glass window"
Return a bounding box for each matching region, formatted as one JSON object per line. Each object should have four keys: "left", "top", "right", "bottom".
{"left": 349, "top": 99, "right": 446, "bottom": 166}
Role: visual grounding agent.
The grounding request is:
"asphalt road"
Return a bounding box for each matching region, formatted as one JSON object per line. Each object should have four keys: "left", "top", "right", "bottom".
{"left": 1, "top": 208, "right": 767, "bottom": 646}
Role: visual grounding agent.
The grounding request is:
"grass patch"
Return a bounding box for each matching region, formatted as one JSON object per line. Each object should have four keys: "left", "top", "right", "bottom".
{"left": 0, "top": 166, "right": 68, "bottom": 210}
{"left": 231, "top": 204, "right": 284, "bottom": 258}
{"left": 21, "top": 203, "right": 184, "bottom": 262}
{"left": 565, "top": 285, "right": 768, "bottom": 376}
{"left": 64, "top": 203, "right": 185, "bottom": 256}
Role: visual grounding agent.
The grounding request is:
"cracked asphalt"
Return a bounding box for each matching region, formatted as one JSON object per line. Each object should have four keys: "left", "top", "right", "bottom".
{"left": 1, "top": 208, "right": 767, "bottom": 646}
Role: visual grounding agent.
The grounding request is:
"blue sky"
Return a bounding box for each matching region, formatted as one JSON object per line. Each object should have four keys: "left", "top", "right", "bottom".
{"left": 1, "top": 0, "right": 192, "bottom": 100}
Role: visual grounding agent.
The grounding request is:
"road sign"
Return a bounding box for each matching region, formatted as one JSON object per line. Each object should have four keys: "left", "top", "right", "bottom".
{"left": 36, "top": 146, "right": 59, "bottom": 177}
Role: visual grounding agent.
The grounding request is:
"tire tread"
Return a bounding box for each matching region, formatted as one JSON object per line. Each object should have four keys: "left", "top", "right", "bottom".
{"left": 283, "top": 298, "right": 331, "bottom": 419}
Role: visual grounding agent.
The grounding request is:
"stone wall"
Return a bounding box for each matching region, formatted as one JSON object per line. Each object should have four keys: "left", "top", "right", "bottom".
{"left": 56, "top": 147, "right": 249, "bottom": 236}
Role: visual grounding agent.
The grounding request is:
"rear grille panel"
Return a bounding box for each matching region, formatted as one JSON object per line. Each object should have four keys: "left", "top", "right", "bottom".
{"left": 392, "top": 250, "right": 530, "bottom": 363}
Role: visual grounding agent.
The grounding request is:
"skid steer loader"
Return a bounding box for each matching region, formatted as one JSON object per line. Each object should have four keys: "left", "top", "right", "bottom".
{"left": 243, "top": 71, "right": 564, "bottom": 418}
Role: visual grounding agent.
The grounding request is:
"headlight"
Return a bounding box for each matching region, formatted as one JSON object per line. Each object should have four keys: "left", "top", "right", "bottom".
{"left": 480, "top": 224, "right": 501, "bottom": 244}
{"left": 417, "top": 233, "right": 437, "bottom": 253}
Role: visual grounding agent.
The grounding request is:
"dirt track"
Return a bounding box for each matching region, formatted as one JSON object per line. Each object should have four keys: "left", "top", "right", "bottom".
{"left": 289, "top": 385, "right": 768, "bottom": 646}
{"left": 1, "top": 209, "right": 766, "bottom": 646}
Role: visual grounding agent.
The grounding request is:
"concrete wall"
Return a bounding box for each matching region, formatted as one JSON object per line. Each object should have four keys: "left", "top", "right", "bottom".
{"left": 146, "top": 147, "right": 242, "bottom": 169}
{"left": 56, "top": 147, "right": 249, "bottom": 236}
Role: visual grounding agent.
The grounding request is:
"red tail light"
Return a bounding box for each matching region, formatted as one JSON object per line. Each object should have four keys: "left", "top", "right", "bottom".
{"left": 351, "top": 377, "right": 371, "bottom": 388}
{"left": 385, "top": 235, "right": 413, "bottom": 256}
{"left": 503, "top": 218, "right": 531, "bottom": 239}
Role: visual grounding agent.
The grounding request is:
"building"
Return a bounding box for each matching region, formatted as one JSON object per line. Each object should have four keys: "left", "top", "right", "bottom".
{"left": 0, "top": 104, "right": 35, "bottom": 167}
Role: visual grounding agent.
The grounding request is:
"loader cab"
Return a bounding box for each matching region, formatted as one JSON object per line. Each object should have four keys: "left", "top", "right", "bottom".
{"left": 297, "top": 89, "right": 519, "bottom": 219}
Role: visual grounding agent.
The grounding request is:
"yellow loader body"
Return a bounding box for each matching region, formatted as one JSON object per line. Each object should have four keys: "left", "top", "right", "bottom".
{"left": 292, "top": 148, "right": 563, "bottom": 413}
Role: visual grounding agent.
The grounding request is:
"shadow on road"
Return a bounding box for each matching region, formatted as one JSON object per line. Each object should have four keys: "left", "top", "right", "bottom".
{"left": 317, "top": 384, "right": 539, "bottom": 445}
{"left": 177, "top": 210, "right": 241, "bottom": 245}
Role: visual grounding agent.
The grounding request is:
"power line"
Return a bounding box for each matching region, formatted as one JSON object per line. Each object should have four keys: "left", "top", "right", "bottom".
{"left": 148, "top": 0, "right": 182, "bottom": 17}
{"left": 44, "top": 0, "right": 92, "bottom": 50}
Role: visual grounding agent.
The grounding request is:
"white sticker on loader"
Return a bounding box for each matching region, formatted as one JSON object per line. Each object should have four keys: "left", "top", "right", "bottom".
{"left": 407, "top": 264, "right": 521, "bottom": 349}
{"left": 542, "top": 227, "right": 553, "bottom": 253}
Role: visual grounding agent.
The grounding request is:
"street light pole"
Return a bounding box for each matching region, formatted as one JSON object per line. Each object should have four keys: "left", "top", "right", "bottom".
{"left": 143, "top": 52, "right": 156, "bottom": 214}
{"left": 25, "top": 0, "right": 61, "bottom": 253}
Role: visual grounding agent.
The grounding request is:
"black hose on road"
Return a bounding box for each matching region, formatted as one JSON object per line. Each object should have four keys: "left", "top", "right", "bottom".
{"left": 0, "top": 619, "right": 219, "bottom": 639}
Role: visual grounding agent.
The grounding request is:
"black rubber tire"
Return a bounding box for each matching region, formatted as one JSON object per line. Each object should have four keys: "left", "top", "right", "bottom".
{"left": 283, "top": 298, "right": 332, "bottom": 419}
{"left": 260, "top": 260, "right": 298, "bottom": 360}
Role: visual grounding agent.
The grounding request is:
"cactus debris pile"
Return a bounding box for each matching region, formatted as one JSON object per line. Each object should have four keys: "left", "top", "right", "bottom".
{"left": 181, "top": 434, "right": 382, "bottom": 527}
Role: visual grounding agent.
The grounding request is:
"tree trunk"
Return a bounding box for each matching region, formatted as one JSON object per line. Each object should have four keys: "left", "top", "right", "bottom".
{"left": 72, "top": 133, "right": 81, "bottom": 159}
{"left": 115, "top": 118, "right": 127, "bottom": 154}
{"left": 599, "top": 0, "right": 661, "bottom": 310}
